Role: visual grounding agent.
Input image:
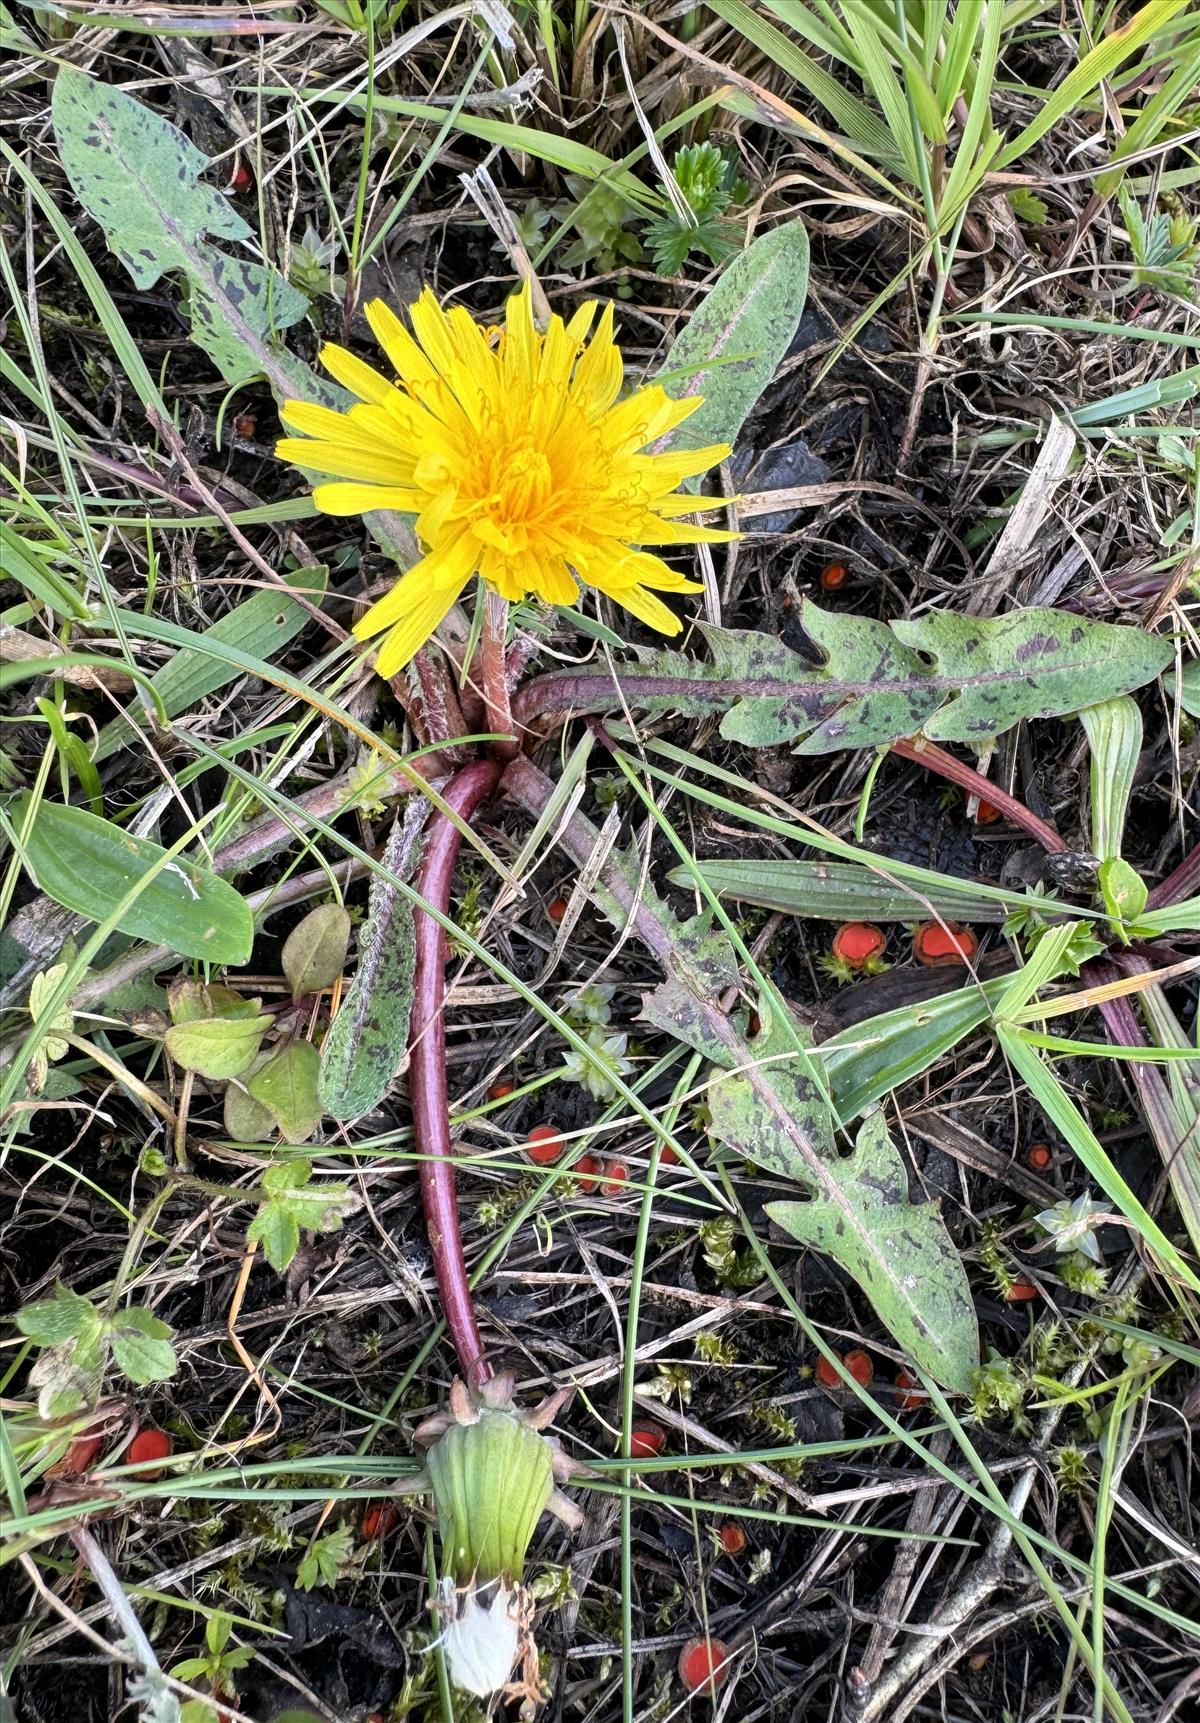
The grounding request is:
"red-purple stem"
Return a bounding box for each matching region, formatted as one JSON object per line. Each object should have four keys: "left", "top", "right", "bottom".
{"left": 410, "top": 758, "right": 502, "bottom": 1386}
{"left": 889, "top": 738, "right": 1067, "bottom": 854}
{"left": 1147, "top": 842, "right": 1200, "bottom": 910}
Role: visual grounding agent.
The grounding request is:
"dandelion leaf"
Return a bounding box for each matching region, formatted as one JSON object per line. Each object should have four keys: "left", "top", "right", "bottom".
{"left": 571, "top": 600, "right": 1171, "bottom": 752}
{"left": 52, "top": 67, "right": 308, "bottom": 389}
{"left": 766, "top": 1112, "right": 979, "bottom": 1393}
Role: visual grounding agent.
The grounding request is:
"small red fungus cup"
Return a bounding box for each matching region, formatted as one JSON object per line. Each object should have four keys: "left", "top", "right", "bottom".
{"left": 126, "top": 1427, "right": 173, "bottom": 1478}
{"left": 628, "top": 1420, "right": 667, "bottom": 1460}
{"left": 913, "top": 922, "right": 977, "bottom": 967}
{"left": 525, "top": 1124, "right": 564, "bottom": 1165}
{"left": 717, "top": 1521, "right": 748, "bottom": 1556}
{"left": 678, "top": 1636, "right": 732, "bottom": 1693}
{"left": 832, "top": 922, "right": 886, "bottom": 971}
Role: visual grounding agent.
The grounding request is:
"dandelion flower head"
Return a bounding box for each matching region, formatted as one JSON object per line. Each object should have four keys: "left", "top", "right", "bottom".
{"left": 276, "top": 283, "right": 734, "bottom": 675}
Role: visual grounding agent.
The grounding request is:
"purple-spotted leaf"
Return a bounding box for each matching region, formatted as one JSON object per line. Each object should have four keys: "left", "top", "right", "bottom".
{"left": 52, "top": 67, "right": 308, "bottom": 390}
{"left": 766, "top": 1110, "right": 978, "bottom": 1394}
{"left": 516, "top": 600, "right": 1170, "bottom": 753}
{"left": 893, "top": 609, "right": 1172, "bottom": 743}
{"left": 657, "top": 219, "right": 809, "bottom": 468}
{"left": 319, "top": 800, "right": 425, "bottom": 1120}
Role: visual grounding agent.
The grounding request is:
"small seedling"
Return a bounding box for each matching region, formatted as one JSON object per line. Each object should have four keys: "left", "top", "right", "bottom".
{"left": 913, "top": 922, "right": 978, "bottom": 966}
{"left": 297, "top": 1523, "right": 354, "bottom": 1591}
{"left": 646, "top": 142, "right": 747, "bottom": 274}
{"left": 678, "top": 1635, "right": 732, "bottom": 1693}
{"left": 172, "top": 1611, "right": 254, "bottom": 1721}
{"left": 1036, "top": 1193, "right": 1106, "bottom": 1263}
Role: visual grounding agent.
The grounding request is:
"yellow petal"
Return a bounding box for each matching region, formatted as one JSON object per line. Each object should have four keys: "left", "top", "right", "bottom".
{"left": 570, "top": 302, "right": 622, "bottom": 414}
{"left": 319, "top": 343, "right": 397, "bottom": 406}
{"left": 525, "top": 557, "right": 579, "bottom": 607}
{"left": 409, "top": 288, "right": 460, "bottom": 374}
{"left": 591, "top": 576, "right": 686, "bottom": 634}
{"left": 373, "top": 579, "right": 470, "bottom": 675}
{"left": 311, "top": 482, "right": 423, "bottom": 515}
{"left": 634, "top": 443, "right": 732, "bottom": 490}
{"left": 365, "top": 299, "right": 438, "bottom": 389}
{"left": 502, "top": 280, "right": 538, "bottom": 386}
{"left": 636, "top": 518, "right": 739, "bottom": 547}
{"left": 276, "top": 439, "right": 419, "bottom": 486}
{"left": 355, "top": 537, "right": 480, "bottom": 641}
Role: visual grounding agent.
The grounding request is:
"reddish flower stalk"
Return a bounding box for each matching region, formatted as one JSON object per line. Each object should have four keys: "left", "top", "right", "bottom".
{"left": 410, "top": 759, "right": 502, "bottom": 1386}
{"left": 1146, "top": 842, "right": 1200, "bottom": 910}
{"left": 889, "top": 738, "right": 1067, "bottom": 854}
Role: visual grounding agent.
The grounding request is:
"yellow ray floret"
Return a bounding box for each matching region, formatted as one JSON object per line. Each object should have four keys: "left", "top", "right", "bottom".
{"left": 277, "top": 282, "right": 735, "bottom": 675}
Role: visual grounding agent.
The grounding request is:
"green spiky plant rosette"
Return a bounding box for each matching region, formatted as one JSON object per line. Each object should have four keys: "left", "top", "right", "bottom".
{"left": 414, "top": 1374, "right": 585, "bottom": 1712}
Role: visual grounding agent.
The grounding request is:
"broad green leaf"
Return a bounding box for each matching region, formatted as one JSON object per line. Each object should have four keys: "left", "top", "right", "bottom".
{"left": 893, "top": 609, "right": 1172, "bottom": 744}
{"left": 282, "top": 904, "right": 350, "bottom": 999}
{"left": 247, "top": 1040, "right": 323, "bottom": 1142}
{"left": 248, "top": 1202, "right": 299, "bottom": 1274}
{"left": 1079, "top": 697, "right": 1141, "bottom": 862}
{"left": 296, "top": 1524, "right": 353, "bottom": 1592}
{"left": 692, "top": 1006, "right": 837, "bottom": 1169}
{"left": 28, "top": 964, "right": 72, "bottom": 1059}
{"left": 107, "top": 1305, "right": 178, "bottom": 1384}
{"left": 168, "top": 979, "right": 264, "bottom": 1026}
{"left": 638, "top": 894, "right": 975, "bottom": 1388}
{"left": 319, "top": 802, "right": 423, "bottom": 1120}
{"left": 165, "top": 1014, "right": 271, "bottom": 1080}
{"left": 1167, "top": 661, "right": 1200, "bottom": 718}
{"left": 52, "top": 66, "right": 308, "bottom": 388}
{"left": 657, "top": 219, "right": 810, "bottom": 468}
{"left": 223, "top": 1072, "right": 277, "bottom": 1143}
{"left": 766, "top": 1111, "right": 978, "bottom": 1392}
{"left": 248, "top": 1158, "right": 353, "bottom": 1271}
{"left": 1099, "top": 858, "right": 1149, "bottom": 934}
{"left": 92, "top": 566, "right": 328, "bottom": 764}
{"left": 13, "top": 796, "right": 254, "bottom": 965}
{"left": 521, "top": 601, "right": 1171, "bottom": 752}
{"left": 821, "top": 976, "right": 1012, "bottom": 1121}
{"left": 669, "top": 856, "right": 1011, "bottom": 923}
{"left": 16, "top": 1283, "right": 101, "bottom": 1348}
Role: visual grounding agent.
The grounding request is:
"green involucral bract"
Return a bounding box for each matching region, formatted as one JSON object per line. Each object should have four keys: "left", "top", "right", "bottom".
{"left": 428, "top": 1405, "right": 553, "bottom": 1585}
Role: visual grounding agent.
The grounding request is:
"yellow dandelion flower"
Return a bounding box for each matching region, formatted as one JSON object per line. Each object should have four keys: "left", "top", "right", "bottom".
{"left": 276, "top": 283, "right": 735, "bottom": 676}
